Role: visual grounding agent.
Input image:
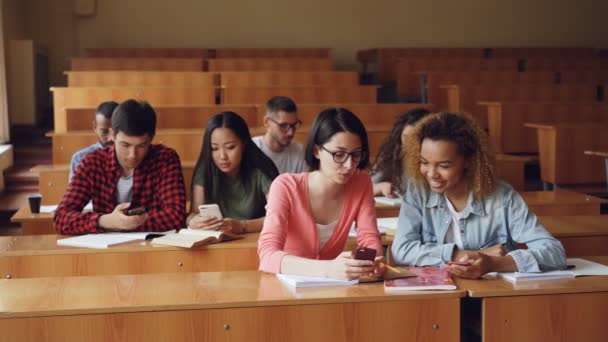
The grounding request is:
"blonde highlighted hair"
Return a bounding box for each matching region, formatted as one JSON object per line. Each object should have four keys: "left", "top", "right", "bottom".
{"left": 404, "top": 112, "right": 496, "bottom": 200}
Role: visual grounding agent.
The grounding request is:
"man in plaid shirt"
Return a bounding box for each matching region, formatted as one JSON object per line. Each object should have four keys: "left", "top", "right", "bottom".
{"left": 54, "top": 99, "right": 187, "bottom": 234}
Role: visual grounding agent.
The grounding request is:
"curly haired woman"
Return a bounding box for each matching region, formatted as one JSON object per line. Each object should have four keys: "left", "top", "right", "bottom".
{"left": 391, "top": 112, "right": 566, "bottom": 278}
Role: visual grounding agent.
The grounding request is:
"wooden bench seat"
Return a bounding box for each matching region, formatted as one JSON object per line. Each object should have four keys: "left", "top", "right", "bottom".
{"left": 218, "top": 71, "right": 358, "bottom": 87}
{"left": 441, "top": 84, "right": 603, "bottom": 128}
{"left": 70, "top": 57, "right": 204, "bottom": 71}
{"left": 207, "top": 58, "right": 334, "bottom": 72}
{"left": 65, "top": 71, "right": 216, "bottom": 87}
{"left": 222, "top": 86, "right": 377, "bottom": 105}
{"left": 51, "top": 87, "right": 217, "bottom": 132}
{"left": 525, "top": 122, "right": 608, "bottom": 185}
{"left": 479, "top": 102, "right": 608, "bottom": 154}
{"left": 61, "top": 105, "right": 258, "bottom": 132}
{"left": 85, "top": 48, "right": 211, "bottom": 58}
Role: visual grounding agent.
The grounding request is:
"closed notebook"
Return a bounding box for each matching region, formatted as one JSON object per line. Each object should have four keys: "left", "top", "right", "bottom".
{"left": 374, "top": 196, "right": 401, "bottom": 206}
{"left": 384, "top": 266, "right": 457, "bottom": 291}
{"left": 277, "top": 274, "right": 358, "bottom": 288}
{"left": 57, "top": 231, "right": 172, "bottom": 249}
{"left": 498, "top": 257, "right": 608, "bottom": 284}
{"left": 151, "top": 229, "right": 241, "bottom": 248}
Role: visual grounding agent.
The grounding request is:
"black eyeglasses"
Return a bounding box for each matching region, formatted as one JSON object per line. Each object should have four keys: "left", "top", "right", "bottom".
{"left": 320, "top": 146, "right": 366, "bottom": 164}
{"left": 268, "top": 117, "right": 302, "bottom": 132}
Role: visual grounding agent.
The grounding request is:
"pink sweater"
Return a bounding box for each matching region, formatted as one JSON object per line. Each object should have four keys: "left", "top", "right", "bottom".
{"left": 258, "top": 171, "right": 383, "bottom": 274}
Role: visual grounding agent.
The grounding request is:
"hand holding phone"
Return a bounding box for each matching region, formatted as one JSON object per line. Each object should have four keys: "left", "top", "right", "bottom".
{"left": 198, "top": 204, "right": 223, "bottom": 220}
{"left": 125, "top": 206, "right": 146, "bottom": 216}
{"left": 353, "top": 246, "right": 377, "bottom": 261}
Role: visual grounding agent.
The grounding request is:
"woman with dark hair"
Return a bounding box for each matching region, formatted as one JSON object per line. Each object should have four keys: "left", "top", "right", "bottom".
{"left": 391, "top": 112, "right": 566, "bottom": 278}
{"left": 371, "top": 108, "right": 430, "bottom": 197}
{"left": 187, "top": 112, "right": 279, "bottom": 234}
{"left": 258, "top": 108, "right": 385, "bottom": 280}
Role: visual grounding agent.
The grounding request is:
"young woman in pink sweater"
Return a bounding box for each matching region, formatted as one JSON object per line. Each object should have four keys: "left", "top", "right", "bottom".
{"left": 258, "top": 108, "right": 385, "bottom": 280}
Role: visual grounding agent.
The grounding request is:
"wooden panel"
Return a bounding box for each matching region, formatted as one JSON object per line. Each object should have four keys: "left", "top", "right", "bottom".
{"left": 522, "top": 189, "right": 606, "bottom": 215}
{"left": 296, "top": 103, "right": 433, "bottom": 126}
{"left": 208, "top": 58, "right": 334, "bottom": 72}
{"left": 481, "top": 102, "right": 608, "bottom": 154}
{"left": 219, "top": 71, "right": 358, "bottom": 87}
{"left": 494, "top": 154, "right": 530, "bottom": 190}
{"left": 66, "top": 71, "right": 216, "bottom": 87}
{"left": 558, "top": 71, "right": 608, "bottom": 83}
{"left": 85, "top": 48, "right": 211, "bottom": 58}
{"left": 527, "top": 123, "right": 608, "bottom": 184}
{"left": 0, "top": 298, "right": 460, "bottom": 342}
{"left": 70, "top": 57, "right": 204, "bottom": 71}
{"left": 62, "top": 105, "right": 258, "bottom": 132}
{"left": 52, "top": 87, "right": 216, "bottom": 132}
{"left": 441, "top": 84, "right": 602, "bottom": 128}
{"left": 525, "top": 58, "right": 608, "bottom": 71}
{"left": 490, "top": 47, "right": 596, "bottom": 58}
{"left": 483, "top": 293, "right": 608, "bottom": 342}
{"left": 397, "top": 64, "right": 525, "bottom": 101}
{"left": 214, "top": 48, "right": 331, "bottom": 58}
{"left": 222, "top": 86, "right": 377, "bottom": 105}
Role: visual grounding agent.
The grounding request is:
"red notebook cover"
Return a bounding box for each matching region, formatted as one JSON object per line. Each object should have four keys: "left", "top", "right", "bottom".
{"left": 384, "top": 266, "right": 457, "bottom": 291}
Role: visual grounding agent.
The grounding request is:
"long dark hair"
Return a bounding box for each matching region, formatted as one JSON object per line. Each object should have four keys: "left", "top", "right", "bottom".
{"left": 193, "top": 111, "right": 279, "bottom": 203}
{"left": 372, "top": 108, "right": 430, "bottom": 186}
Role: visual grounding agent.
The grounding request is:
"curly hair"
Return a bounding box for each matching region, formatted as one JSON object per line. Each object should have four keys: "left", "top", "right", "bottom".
{"left": 372, "top": 108, "right": 430, "bottom": 187}
{"left": 404, "top": 112, "right": 496, "bottom": 200}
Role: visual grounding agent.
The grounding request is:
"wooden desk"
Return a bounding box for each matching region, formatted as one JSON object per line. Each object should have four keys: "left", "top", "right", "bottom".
{"left": 525, "top": 123, "right": 608, "bottom": 185}
{"left": 584, "top": 150, "right": 608, "bottom": 190}
{"left": 9, "top": 207, "right": 54, "bottom": 235}
{"left": 207, "top": 58, "right": 335, "bottom": 72}
{"left": 69, "top": 57, "right": 205, "bottom": 71}
{"left": 458, "top": 256, "right": 608, "bottom": 342}
{"left": 0, "top": 271, "right": 464, "bottom": 342}
{"left": 65, "top": 71, "right": 216, "bottom": 87}
{"left": 539, "top": 216, "right": 608, "bottom": 257}
{"left": 221, "top": 86, "right": 378, "bottom": 105}
{"left": 218, "top": 71, "right": 359, "bottom": 87}
{"left": 0, "top": 233, "right": 260, "bottom": 279}
{"left": 479, "top": 101, "right": 608, "bottom": 154}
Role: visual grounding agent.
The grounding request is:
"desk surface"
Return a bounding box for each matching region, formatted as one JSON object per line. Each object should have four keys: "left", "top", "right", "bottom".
{"left": 585, "top": 150, "right": 608, "bottom": 158}
{"left": 0, "top": 270, "right": 465, "bottom": 319}
{"left": 539, "top": 215, "right": 608, "bottom": 237}
{"left": 0, "top": 232, "right": 260, "bottom": 256}
{"left": 458, "top": 256, "right": 608, "bottom": 298}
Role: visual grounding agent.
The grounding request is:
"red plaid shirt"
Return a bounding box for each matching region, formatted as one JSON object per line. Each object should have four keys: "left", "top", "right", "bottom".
{"left": 54, "top": 144, "right": 186, "bottom": 234}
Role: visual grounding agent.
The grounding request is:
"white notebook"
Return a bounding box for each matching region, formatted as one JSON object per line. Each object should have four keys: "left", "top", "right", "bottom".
{"left": 277, "top": 274, "right": 358, "bottom": 288}
{"left": 57, "top": 231, "right": 173, "bottom": 249}
{"left": 498, "top": 258, "right": 608, "bottom": 283}
{"left": 374, "top": 196, "right": 402, "bottom": 206}
{"left": 348, "top": 217, "right": 398, "bottom": 237}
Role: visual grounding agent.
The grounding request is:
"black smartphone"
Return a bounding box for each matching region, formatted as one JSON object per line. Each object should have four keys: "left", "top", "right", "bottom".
{"left": 125, "top": 206, "right": 146, "bottom": 216}
{"left": 353, "top": 246, "right": 377, "bottom": 261}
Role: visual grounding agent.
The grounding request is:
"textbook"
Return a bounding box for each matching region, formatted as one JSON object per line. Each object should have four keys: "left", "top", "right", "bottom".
{"left": 498, "top": 258, "right": 608, "bottom": 284}
{"left": 384, "top": 266, "right": 457, "bottom": 291}
{"left": 57, "top": 231, "right": 172, "bottom": 249}
{"left": 374, "top": 196, "right": 401, "bottom": 206}
{"left": 151, "top": 228, "right": 241, "bottom": 248}
{"left": 277, "top": 274, "right": 359, "bottom": 288}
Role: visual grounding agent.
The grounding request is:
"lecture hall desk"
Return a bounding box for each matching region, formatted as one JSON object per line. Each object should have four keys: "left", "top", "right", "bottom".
{"left": 0, "top": 232, "right": 393, "bottom": 279}
{"left": 457, "top": 255, "right": 608, "bottom": 342}
{"left": 0, "top": 271, "right": 465, "bottom": 342}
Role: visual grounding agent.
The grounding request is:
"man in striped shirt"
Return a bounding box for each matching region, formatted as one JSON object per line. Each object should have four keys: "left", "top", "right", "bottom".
{"left": 54, "top": 99, "right": 186, "bottom": 235}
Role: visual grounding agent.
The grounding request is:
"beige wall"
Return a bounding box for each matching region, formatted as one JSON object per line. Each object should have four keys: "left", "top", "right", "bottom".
{"left": 16, "top": 0, "right": 608, "bottom": 85}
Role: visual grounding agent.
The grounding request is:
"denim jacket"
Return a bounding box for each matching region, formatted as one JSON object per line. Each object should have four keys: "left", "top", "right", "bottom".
{"left": 391, "top": 180, "right": 567, "bottom": 272}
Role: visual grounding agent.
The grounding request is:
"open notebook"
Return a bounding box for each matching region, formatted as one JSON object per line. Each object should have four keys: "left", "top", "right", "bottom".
{"left": 384, "top": 266, "right": 457, "bottom": 291}
{"left": 57, "top": 231, "right": 173, "bottom": 249}
{"left": 277, "top": 274, "right": 359, "bottom": 288}
{"left": 497, "top": 258, "right": 608, "bottom": 284}
{"left": 374, "top": 196, "right": 402, "bottom": 206}
{"left": 151, "top": 229, "right": 241, "bottom": 248}
{"left": 349, "top": 217, "right": 398, "bottom": 237}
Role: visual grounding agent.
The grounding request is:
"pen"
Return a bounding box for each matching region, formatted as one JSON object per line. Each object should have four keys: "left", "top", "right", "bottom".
{"left": 380, "top": 263, "right": 400, "bottom": 273}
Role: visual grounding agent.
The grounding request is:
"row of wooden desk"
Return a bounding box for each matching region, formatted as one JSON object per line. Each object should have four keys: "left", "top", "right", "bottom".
{"left": 1, "top": 257, "right": 607, "bottom": 342}
{"left": 3, "top": 213, "right": 608, "bottom": 279}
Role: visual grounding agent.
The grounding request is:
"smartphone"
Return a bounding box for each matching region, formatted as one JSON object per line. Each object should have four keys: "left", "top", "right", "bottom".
{"left": 198, "top": 204, "right": 223, "bottom": 220}
{"left": 125, "top": 206, "right": 146, "bottom": 216}
{"left": 448, "top": 261, "right": 472, "bottom": 267}
{"left": 353, "top": 246, "right": 377, "bottom": 261}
